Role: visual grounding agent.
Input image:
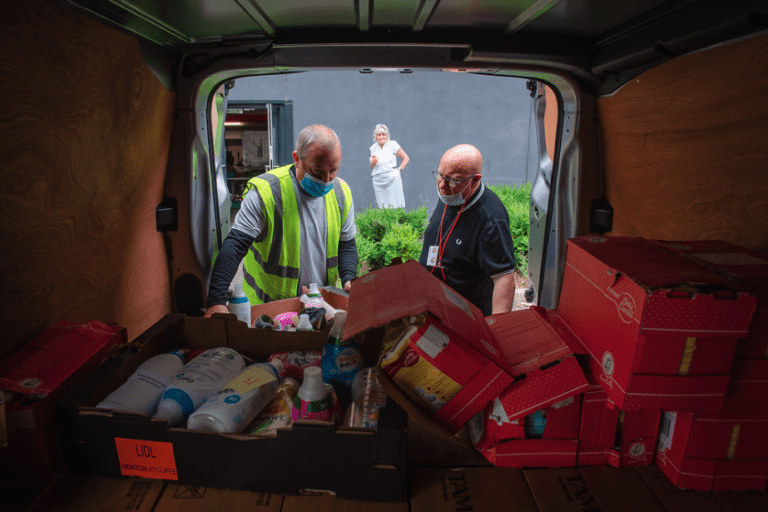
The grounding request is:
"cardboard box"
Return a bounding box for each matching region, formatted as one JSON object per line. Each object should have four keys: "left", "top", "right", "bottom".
{"left": 410, "top": 467, "right": 538, "bottom": 512}
{"left": 249, "top": 288, "right": 349, "bottom": 341}
{"left": 524, "top": 467, "right": 667, "bottom": 512}
{"left": 465, "top": 307, "right": 589, "bottom": 468}
{"left": 0, "top": 320, "right": 126, "bottom": 476}
{"left": 155, "top": 484, "right": 283, "bottom": 512}
{"left": 636, "top": 465, "right": 768, "bottom": 512}
{"left": 656, "top": 410, "right": 768, "bottom": 491}
{"left": 406, "top": 416, "right": 490, "bottom": 467}
{"left": 23, "top": 475, "right": 162, "bottom": 512}
{"left": 281, "top": 493, "right": 408, "bottom": 512}
{"left": 57, "top": 313, "right": 408, "bottom": 502}
{"left": 577, "top": 383, "right": 661, "bottom": 468}
{"left": 344, "top": 261, "right": 514, "bottom": 435}
{"left": 557, "top": 236, "right": 756, "bottom": 412}
{"left": 655, "top": 240, "right": 768, "bottom": 360}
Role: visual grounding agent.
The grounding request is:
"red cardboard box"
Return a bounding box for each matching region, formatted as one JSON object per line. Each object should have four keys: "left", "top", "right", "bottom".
{"left": 655, "top": 240, "right": 768, "bottom": 359}
{"left": 465, "top": 307, "right": 589, "bottom": 468}
{"left": 344, "top": 261, "right": 514, "bottom": 435}
{"left": 656, "top": 410, "right": 768, "bottom": 491}
{"left": 557, "top": 236, "right": 756, "bottom": 412}
{"left": 577, "top": 383, "right": 661, "bottom": 468}
{"left": 0, "top": 320, "right": 126, "bottom": 475}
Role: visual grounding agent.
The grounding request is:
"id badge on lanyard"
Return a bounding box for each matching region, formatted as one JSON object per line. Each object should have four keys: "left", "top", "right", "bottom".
{"left": 426, "top": 245, "right": 439, "bottom": 266}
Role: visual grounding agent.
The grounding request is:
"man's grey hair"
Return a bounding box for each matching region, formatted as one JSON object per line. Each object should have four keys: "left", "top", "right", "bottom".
{"left": 296, "top": 124, "right": 340, "bottom": 159}
{"left": 372, "top": 124, "right": 390, "bottom": 142}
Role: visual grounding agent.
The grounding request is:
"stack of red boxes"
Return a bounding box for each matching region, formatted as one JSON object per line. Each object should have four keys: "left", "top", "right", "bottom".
{"left": 466, "top": 306, "right": 589, "bottom": 468}
{"left": 652, "top": 240, "right": 768, "bottom": 491}
{"left": 554, "top": 236, "right": 759, "bottom": 486}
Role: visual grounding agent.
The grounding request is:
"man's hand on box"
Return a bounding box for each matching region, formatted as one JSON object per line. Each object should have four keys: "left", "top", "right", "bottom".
{"left": 343, "top": 280, "right": 352, "bottom": 292}
{"left": 205, "top": 304, "right": 229, "bottom": 318}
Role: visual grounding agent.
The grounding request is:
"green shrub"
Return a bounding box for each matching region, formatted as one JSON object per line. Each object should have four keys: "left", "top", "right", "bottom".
{"left": 355, "top": 206, "right": 428, "bottom": 274}
{"left": 488, "top": 182, "right": 531, "bottom": 277}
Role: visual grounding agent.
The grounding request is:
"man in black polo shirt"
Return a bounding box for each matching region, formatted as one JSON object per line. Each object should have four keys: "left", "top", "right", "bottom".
{"left": 418, "top": 144, "right": 517, "bottom": 316}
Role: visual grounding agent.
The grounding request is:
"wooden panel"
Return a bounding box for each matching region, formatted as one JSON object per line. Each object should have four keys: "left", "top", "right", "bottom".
{"left": 0, "top": 0, "right": 176, "bottom": 357}
{"left": 597, "top": 34, "right": 768, "bottom": 253}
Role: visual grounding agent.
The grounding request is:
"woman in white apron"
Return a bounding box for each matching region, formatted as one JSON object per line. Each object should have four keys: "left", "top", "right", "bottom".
{"left": 369, "top": 124, "right": 410, "bottom": 208}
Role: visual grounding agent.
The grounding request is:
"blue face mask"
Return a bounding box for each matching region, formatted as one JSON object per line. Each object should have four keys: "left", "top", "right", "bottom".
{"left": 301, "top": 172, "right": 334, "bottom": 197}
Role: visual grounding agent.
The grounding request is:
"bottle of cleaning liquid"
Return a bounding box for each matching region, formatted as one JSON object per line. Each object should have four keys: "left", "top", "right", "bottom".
{"left": 296, "top": 313, "right": 313, "bottom": 331}
{"left": 304, "top": 282, "right": 324, "bottom": 309}
{"left": 227, "top": 280, "right": 251, "bottom": 327}
{"left": 96, "top": 349, "right": 186, "bottom": 415}
{"left": 321, "top": 310, "right": 363, "bottom": 391}
{"left": 291, "top": 366, "right": 333, "bottom": 421}
{"left": 154, "top": 347, "right": 245, "bottom": 427}
{"left": 187, "top": 359, "right": 284, "bottom": 434}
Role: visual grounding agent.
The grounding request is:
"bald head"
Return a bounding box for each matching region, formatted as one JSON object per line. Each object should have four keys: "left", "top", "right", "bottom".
{"left": 296, "top": 124, "right": 341, "bottom": 159}
{"left": 441, "top": 144, "right": 483, "bottom": 177}
{"left": 437, "top": 144, "right": 483, "bottom": 200}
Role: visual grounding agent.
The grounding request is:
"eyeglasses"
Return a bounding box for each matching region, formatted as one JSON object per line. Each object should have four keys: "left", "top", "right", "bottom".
{"left": 432, "top": 168, "right": 476, "bottom": 188}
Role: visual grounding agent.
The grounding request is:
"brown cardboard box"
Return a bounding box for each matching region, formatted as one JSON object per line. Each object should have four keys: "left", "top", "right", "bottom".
{"left": 636, "top": 465, "right": 768, "bottom": 512}
{"left": 281, "top": 493, "right": 408, "bottom": 512}
{"left": 524, "top": 467, "right": 666, "bottom": 512}
{"left": 57, "top": 313, "right": 408, "bottom": 502}
{"left": 344, "top": 261, "right": 514, "bottom": 436}
{"left": 410, "top": 467, "right": 538, "bottom": 512}
{"left": 154, "top": 484, "right": 283, "bottom": 512}
{"left": 23, "top": 475, "right": 162, "bottom": 512}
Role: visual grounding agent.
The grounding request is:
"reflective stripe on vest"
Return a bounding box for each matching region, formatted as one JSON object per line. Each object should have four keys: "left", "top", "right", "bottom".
{"left": 241, "top": 164, "right": 351, "bottom": 304}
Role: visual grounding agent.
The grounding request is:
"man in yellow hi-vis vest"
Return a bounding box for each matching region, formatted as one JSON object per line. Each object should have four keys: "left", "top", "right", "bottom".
{"left": 205, "top": 124, "right": 357, "bottom": 317}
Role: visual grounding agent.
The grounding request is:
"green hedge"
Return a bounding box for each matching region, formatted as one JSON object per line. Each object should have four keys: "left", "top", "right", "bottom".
{"left": 354, "top": 183, "right": 530, "bottom": 276}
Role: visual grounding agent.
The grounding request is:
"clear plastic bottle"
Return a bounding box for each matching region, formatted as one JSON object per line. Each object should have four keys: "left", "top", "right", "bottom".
{"left": 227, "top": 280, "right": 251, "bottom": 327}
{"left": 343, "top": 367, "right": 387, "bottom": 429}
{"left": 187, "top": 359, "right": 284, "bottom": 434}
{"left": 154, "top": 347, "right": 245, "bottom": 427}
{"left": 96, "top": 350, "right": 186, "bottom": 415}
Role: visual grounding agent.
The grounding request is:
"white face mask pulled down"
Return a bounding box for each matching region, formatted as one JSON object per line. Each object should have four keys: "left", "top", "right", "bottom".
{"left": 437, "top": 180, "right": 470, "bottom": 206}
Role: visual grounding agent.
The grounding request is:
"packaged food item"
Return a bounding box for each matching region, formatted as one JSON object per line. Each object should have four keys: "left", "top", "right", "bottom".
{"left": 246, "top": 377, "right": 300, "bottom": 437}
{"left": 96, "top": 350, "right": 186, "bottom": 415}
{"left": 322, "top": 310, "right": 363, "bottom": 391}
{"left": 268, "top": 351, "right": 322, "bottom": 380}
{"left": 298, "top": 307, "right": 327, "bottom": 330}
{"left": 274, "top": 312, "right": 298, "bottom": 330}
{"left": 343, "top": 367, "right": 387, "bottom": 429}
{"left": 379, "top": 317, "right": 485, "bottom": 414}
{"left": 187, "top": 360, "right": 284, "bottom": 434}
{"left": 154, "top": 347, "right": 245, "bottom": 427}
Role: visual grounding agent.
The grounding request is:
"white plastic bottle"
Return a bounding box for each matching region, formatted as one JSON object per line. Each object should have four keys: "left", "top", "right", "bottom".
{"left": 296, "top": 313, "right": 313, "bottom": 331}
{"left": 227, "top": 280, "right": 251, "bottom": 326}
{"left": 292, "top": 366, "right": 333, "bottom": 421}
{"left": 187, "top": 359, "right": 284, "bottom": 434}
{"left": 305, "top": 282, "right": 324, "bottom": 308}
{"left": 96, "top": 350, "right": 186, "bottom": 415}
{"left": 154, "top": 347, "right": 245, "bottom": 426}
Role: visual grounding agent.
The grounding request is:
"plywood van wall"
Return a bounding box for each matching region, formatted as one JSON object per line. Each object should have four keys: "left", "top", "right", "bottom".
{"left": 0, "top": 0, "right": 176, "bottom": 358}
{"left": 597, "top": 34, "right": 768, "bottom": 253}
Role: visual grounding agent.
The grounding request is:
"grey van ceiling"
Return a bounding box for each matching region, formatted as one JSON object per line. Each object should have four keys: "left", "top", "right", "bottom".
{"left": 58, "top": 0, "right": 767, "bottom": 94}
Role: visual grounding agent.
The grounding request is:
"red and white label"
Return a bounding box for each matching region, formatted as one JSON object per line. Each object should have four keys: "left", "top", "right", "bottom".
{"left": 115, "top": 438, "right": 178, "bottom": 480}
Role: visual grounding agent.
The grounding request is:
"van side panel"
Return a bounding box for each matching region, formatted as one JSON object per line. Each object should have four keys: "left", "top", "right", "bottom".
{"left": 596, "top": 34, "right": 768, "bottom": 252}
{"left": 0, "top": 0, "right": 176, "bottom": 357}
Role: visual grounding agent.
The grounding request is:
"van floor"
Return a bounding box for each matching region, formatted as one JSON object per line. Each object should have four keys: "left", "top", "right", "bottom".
{"left": 15, "top": 465, "right": 768, "bottom": 512}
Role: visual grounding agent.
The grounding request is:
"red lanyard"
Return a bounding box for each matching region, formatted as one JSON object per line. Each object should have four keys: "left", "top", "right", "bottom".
{"left": 430, "top": 203, "right": 466, "bottom": 280}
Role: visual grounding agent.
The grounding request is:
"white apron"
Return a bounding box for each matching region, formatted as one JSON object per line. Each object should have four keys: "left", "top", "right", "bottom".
{"left": 370, "top": 140, "right": 405, "bottom": 208}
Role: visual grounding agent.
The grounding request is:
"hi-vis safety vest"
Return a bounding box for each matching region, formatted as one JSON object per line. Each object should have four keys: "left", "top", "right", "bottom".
{"left": 241, "top": 164, "right": 352, "bottom": 305}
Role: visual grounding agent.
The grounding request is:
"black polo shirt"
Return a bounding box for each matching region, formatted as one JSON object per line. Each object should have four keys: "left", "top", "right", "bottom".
{"left": 418, "top": 184, "right": 517, "bottom": 316}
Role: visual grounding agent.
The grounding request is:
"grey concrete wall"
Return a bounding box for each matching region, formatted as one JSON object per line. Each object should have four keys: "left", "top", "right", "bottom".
{"left": 228, "top": 71, "right": 533, "bottom": 214}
